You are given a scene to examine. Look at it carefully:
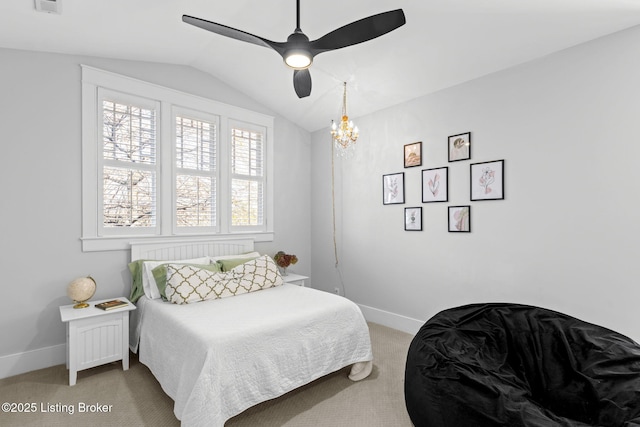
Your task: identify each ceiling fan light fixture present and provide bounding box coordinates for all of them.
[182,5,405,98]
[284,50,313,69]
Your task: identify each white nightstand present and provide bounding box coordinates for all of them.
[283,273,310,287]
[59,297,136,386]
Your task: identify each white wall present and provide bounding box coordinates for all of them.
[311,25,640,341]
[0,48,310,377]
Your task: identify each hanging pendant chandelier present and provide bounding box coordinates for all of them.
[331,82,359,157]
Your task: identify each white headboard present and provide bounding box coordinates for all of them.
[130,238,255,261]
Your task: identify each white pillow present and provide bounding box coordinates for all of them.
[142,257,210,299]
[209,251,261,262]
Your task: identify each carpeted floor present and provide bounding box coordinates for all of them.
[0,323,414,427]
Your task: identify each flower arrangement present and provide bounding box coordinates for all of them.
[274,251,298,274]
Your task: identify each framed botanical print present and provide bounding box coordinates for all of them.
[421,167,448,203]
[404,142,422,168]
[448,206,471,232]
[448,132,471,162]
[470,160,504,201]
[382,172,405,205]
[405,207,422,231]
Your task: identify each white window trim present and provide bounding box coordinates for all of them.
[81,65,274,252]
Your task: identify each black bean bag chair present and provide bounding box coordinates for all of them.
[404,303,640,427]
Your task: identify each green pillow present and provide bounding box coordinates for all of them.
[218,256,259,272]
[128,259,150,303]
[152,262,222,300]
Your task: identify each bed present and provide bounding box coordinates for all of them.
[128,238,373,427]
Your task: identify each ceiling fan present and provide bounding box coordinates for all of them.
[182,1,406,98]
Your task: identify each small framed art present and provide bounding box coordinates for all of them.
[382,172,405,205]
[470,160,504,201]
[448,206,471,232]
[404,142,422,168]
[448,132,471,162]
[422,167,448,203]
[405,207,422,231]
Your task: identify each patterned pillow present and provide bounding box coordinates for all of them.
[152,262,222,301]
[165,255,283,304]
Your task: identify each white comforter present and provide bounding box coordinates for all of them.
[134,284,373,427]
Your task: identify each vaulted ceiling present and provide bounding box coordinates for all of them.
[2,0,640,131]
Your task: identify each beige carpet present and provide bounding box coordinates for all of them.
[0,323,414,427]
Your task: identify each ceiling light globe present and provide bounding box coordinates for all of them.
[284,51,312,69]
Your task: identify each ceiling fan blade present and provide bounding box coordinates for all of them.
[182,15,286,54]
[293,69,312,98]
[309,9,405,54]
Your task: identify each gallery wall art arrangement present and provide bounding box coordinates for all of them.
[382,132,505,232]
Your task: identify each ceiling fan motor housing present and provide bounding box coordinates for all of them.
[284,31,312,69]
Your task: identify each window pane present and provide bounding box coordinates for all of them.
[176,175,216,227]
[231,128,263,177]
[231,179,263,226]
[103,167,156,227]
[103,100,156,164]
[231,126,264,228]
[176,116,216,171]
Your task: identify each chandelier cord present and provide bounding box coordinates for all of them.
[341,82,347,117]
[331,131,348,298]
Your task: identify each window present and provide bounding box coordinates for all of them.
[230,124,265,229]
[100,94,159,232]
[175,111,218,232]
[81,66,274,251]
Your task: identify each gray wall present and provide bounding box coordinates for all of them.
[4,22,640,377]
[311,25,640,341]
[0,48,311,374]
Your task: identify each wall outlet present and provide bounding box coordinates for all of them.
[334,287,340,295]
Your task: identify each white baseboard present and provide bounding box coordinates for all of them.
[358,303,424,336]
[0,344,66,380]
